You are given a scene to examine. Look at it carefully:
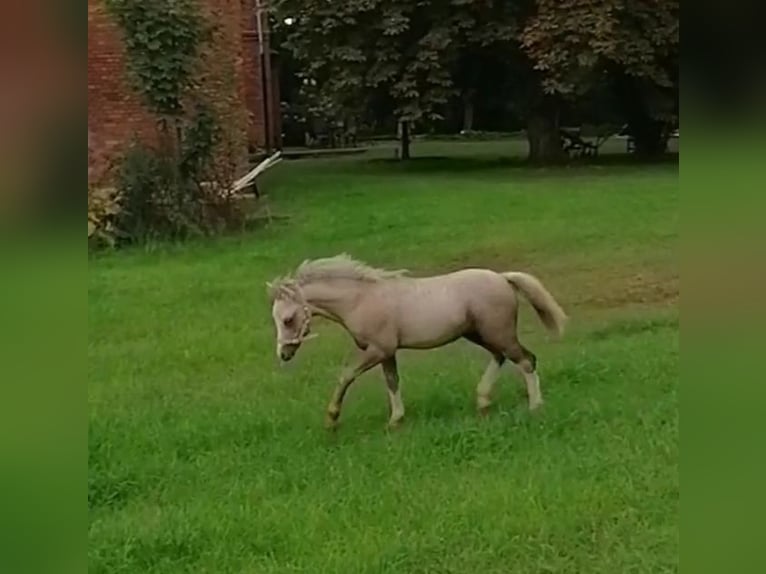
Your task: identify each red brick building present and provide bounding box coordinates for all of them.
[88,0,281,182]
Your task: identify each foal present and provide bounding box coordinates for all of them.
[268,254,566,429]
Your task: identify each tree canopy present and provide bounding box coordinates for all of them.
[275,0,679,161]
[521,0,679,96]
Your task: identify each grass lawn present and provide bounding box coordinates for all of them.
[88,141,679,573]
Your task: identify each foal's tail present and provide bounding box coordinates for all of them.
[502,272,568,337]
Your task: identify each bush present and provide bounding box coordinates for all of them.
[88,185,122,249]
[112,138,247,244]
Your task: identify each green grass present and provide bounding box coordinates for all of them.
[89,141,679,573]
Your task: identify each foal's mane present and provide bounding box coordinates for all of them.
[268,253,408,301]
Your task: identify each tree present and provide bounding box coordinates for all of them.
[449,1,518,134]
[276,0,464,159]
[521,0,679,156]
[276,0,572,163]
[276,0,678,162]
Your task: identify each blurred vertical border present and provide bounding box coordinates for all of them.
[684,1,766,572]
[0,1,84,573]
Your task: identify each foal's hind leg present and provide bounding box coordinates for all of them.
[382,356,404,428]
[505,341,542,410]
[464,332,507,415]
[476,353,505,415]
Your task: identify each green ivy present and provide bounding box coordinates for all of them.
[181,102,221,180]
[105,0,210,117]
[100,0,247,246]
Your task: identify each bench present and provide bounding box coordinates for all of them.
[561,124,621,158]
[626,128,679,153]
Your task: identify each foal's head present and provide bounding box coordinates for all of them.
[267,280,312,362]
[267,255,405,361]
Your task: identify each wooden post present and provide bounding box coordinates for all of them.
[399,120,410,160]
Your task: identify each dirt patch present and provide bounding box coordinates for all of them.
[569,269,679,309]
[586,315,679,341]
[412,246,678,312]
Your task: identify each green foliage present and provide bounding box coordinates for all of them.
[113,143,190,241]
[105,0,210,117]
[113,136,245,244]
[519,0,680,158]
[180,102,221,180]
[276,0,518,126]
[521,0,679,97]
[88,185,122,249]
[99,1,247,246]
[277,0,678,161]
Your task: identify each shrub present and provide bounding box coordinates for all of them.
[113,135,247,244]
[88,185,122,248]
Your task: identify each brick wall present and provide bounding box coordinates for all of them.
[88,0,280,183]
[87,0,157,181]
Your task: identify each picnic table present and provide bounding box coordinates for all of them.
[625,128,679,153]
[305,119,358,149]
[560,124,621,158]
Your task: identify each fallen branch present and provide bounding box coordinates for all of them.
[231,150,282,194]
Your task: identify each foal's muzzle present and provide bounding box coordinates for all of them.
[276,321,316,362]
[278,343,299,362]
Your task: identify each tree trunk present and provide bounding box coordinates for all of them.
[628,117,668,157]
[613,73,670,158]
[462,90,475,132]
[399,120,411,160]
[526,109,564,164]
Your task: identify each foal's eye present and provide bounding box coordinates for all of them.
[283,316,294,327]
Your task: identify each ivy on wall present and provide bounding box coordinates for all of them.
[95,0,250,247]
[105,0,210,118]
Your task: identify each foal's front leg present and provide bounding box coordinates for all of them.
[326,346,385,429]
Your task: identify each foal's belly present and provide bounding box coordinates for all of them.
[394,281,471,349]
[398,322,466,349]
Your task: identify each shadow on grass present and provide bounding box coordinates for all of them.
[364,152,679,175]
[585,315,679,341]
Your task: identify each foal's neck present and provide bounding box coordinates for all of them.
[301,279,364,323]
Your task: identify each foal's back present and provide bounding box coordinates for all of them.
[369,269,516,349]
[392,268,513,303]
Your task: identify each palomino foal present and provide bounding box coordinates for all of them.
[268,254,566,429]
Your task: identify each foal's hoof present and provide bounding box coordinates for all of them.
[477,405,491,417]
[325,413,340,430]
[325,420,339,431]
[386,418,404,431]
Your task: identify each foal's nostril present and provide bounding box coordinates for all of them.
[279,348,295,361]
